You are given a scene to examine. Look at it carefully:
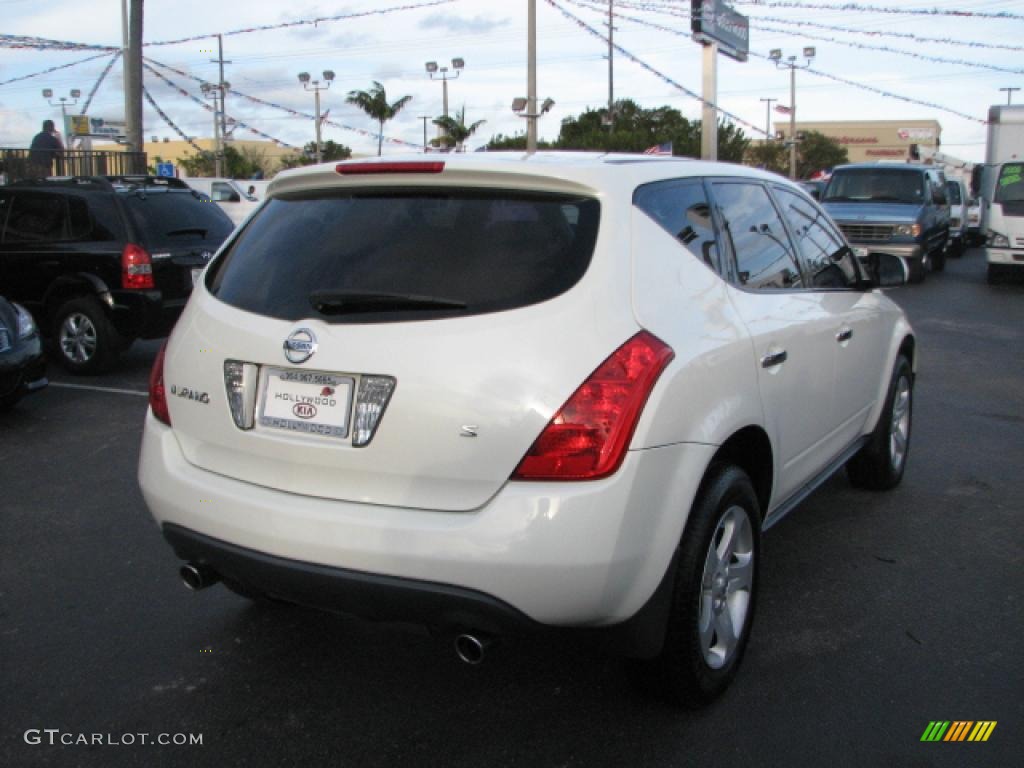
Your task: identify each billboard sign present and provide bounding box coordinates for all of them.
[691,0,749,62]
[69,116,127,139]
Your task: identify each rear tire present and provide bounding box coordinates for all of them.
[52,297,124,374]
[649,465,761,706]
[847,354,913,491]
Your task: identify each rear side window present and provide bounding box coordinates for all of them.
[634,180,720,272]
[4,193,67,242]
[211,182,240,203]
[711,182,802,291]
[122,191,233,246]
[208,189,600,324]
[773,187,859,289]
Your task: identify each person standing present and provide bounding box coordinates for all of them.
[28,120,64,177]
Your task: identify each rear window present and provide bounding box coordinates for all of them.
[823,169,925,204]
[122,190,234,246]
[207,188,601,324]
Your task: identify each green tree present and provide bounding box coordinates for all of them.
[744,131,847,179]
[431,107,486,152]
[177,145,271,179]
[278,140,353,170]
[345,81,413,156]
[485,132,553,151]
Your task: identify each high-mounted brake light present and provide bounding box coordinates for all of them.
[121,243,154,290]
[149,342,171,426]
[336,161,445,175]
[512,331,674,481]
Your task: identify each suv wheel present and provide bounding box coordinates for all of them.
[847,354,913,491]
[909,255,928,283]
[930,248,946,272]
[651,465,760,705]
[53,297,124,374]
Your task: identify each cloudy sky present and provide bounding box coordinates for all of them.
[0,0,1020,162]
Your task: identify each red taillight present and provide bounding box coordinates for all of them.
[512,331,675,481]
[336,161,445,175]
[121,243,154,290]
[149,342,171,426]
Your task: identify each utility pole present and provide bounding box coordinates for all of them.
[759,97,776,141]
[527,0,538,152]
[212,34,232,138]
[770,47,815,180]
[419,116,431,151]
[701,41,718,161]
[1000,87,1020,105]
[606,0,614,126]
[123,0,144,159]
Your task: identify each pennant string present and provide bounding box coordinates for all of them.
[82,51,123,115]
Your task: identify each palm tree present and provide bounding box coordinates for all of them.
[432,107,486,152]
[345,81,413,156]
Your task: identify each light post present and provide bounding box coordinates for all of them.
[511,96,555,153]
[200,81,228,177]
[425,57,464,149]
[769,47,815,180]
[298,70,335,164]
[999,87,1020,105]
[42,88,81,136]
[759,97,777,142]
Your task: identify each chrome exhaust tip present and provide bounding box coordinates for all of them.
[454,633,492,665]
[179,562,219,591]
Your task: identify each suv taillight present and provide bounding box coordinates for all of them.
[122,243,154,289]
[149,342,171,426]
[512,331,674,481]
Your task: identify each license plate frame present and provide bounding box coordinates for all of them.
[258,367,354,438]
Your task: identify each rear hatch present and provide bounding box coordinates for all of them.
[162,169,639,511]
[120,189,235,301]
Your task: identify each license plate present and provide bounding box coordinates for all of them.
[259,368,354,438]
[852,246,869,260]
[191,267,202,287]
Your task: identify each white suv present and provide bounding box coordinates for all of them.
[139,154,915,704]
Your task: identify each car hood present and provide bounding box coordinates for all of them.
[821,201,922,223]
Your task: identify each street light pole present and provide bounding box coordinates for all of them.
[527,0,538,153]
[298,70,334,164]
[759,97,776,142]
[999,87,1020,105]
[425,58,464,150]
[770,47,815,180]
[200,83,223,177]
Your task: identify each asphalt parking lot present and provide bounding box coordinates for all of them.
[2,248,1021,767]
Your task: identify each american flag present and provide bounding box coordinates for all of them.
[774,104,792,115]
[643,142,673,156]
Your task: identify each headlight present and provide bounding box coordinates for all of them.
[987,231,1010,248]
[13,303,37,340]
[894,223,922,237]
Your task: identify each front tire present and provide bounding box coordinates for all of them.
[930,248,946,272]
[651,465,761,706]
[847,354,913,491]
[52,297,124,374]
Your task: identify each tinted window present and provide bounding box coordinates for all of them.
[208,189,601,324]
[4,193,67,242]
[945,180,962,205]
[712,182,802,290]
[995,163,1024,203]
[634,180,720,271]
[211,182,240,203]
[122,191,233,246]
[823,168,925,204]
[774,187,859,289]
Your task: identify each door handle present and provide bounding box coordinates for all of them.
[761,350,788,368]
[836,328,853,343]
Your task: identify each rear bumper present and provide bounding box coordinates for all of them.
[139,412,715,638]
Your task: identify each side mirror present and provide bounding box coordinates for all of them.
[867,252,909,287]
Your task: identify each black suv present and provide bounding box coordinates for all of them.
[0,176,233,373]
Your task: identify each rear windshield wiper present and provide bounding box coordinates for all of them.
[309,290,467,315]
[165,227,208,237]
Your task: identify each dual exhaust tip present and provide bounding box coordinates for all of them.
[179,562,494,665]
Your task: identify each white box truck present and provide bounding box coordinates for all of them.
[980,105,1024,283]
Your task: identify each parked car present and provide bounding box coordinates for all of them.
[139,154,915,705]
[0,295,47,410]
[0,176,234,373]
[822,163,951,281]
[180,177,261,226]
[945,178,969,257]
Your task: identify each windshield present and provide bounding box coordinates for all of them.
[995,163,1024,204]
[823,169,925,204]
[207,188,601,324]
[123,190,234,246]
[945,181,962,205]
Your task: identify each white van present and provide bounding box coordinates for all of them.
[181,177,260,227]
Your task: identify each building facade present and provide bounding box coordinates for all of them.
[775,119,942,163]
